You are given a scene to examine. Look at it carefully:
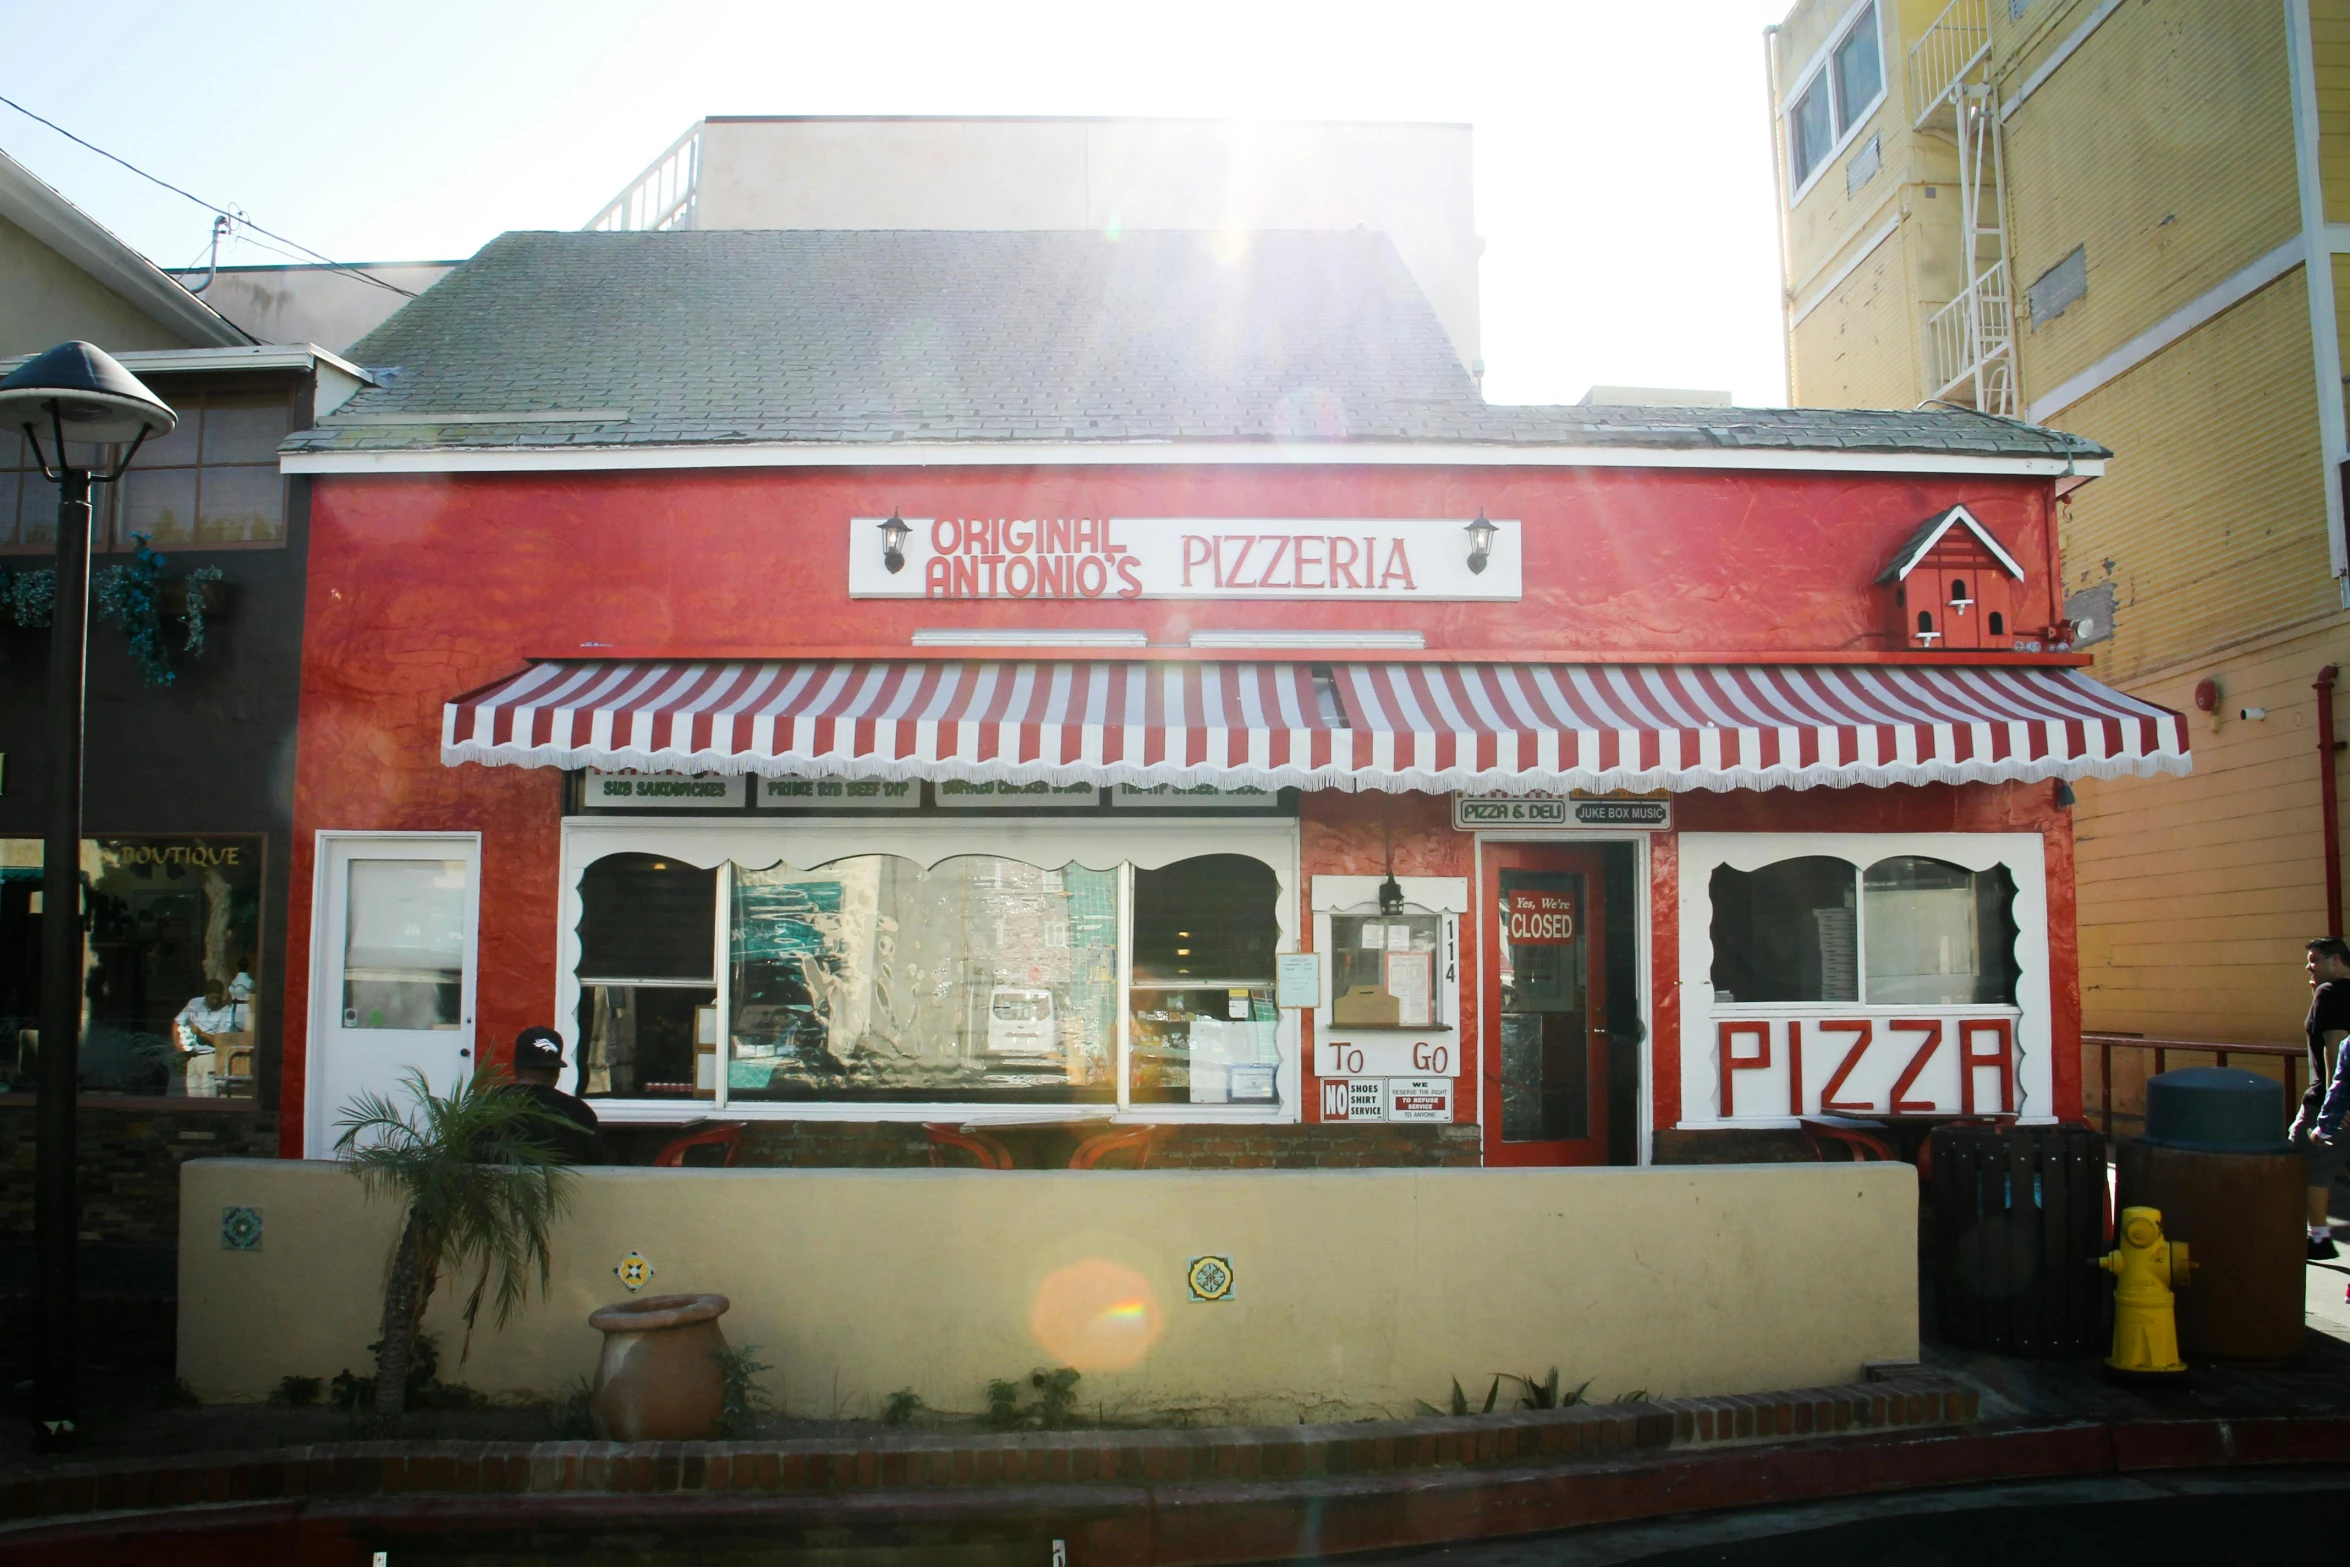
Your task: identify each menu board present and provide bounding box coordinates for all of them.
[1384,951,1433,1028]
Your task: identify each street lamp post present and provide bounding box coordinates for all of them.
[0,343,177,1452]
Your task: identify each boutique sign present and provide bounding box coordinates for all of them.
[847,516,1522,601]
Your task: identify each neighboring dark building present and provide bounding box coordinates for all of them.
[0,147,390,1315]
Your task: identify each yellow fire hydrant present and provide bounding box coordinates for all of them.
[2099,1205,2193,1376]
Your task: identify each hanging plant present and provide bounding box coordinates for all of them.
[2,566,53,629]
[0,536,225,687]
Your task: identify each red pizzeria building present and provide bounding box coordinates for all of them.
[272,228,2187,1169]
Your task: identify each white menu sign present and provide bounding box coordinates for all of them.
[849,516,1522,601]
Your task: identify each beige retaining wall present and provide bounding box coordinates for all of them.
[180,1161,1916,1423]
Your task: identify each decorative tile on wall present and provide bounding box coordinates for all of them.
[1186,1254,1235,1302]
[220,1205,263,1252]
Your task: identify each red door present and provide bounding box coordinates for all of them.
[1481,843,1610,1167]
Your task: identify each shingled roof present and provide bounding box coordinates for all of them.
[284,229,2109,464]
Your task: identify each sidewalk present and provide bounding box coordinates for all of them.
[6,1266,2350,1562]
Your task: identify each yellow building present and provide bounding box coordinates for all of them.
[1768,0,2350,1111]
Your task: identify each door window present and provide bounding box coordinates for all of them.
[341,858,466,1030]
[1496,869,1590,1144]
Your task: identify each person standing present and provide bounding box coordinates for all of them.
[502,1026,605,1164]
[2290,936,2350,1258]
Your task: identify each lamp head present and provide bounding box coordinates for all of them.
[878,509,911,575]
[1377,873,1406,916]
[0,342,176,455]
[1464,509,1498,575]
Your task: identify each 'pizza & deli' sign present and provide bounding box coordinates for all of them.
[847,516,1522,601]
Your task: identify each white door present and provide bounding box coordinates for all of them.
[307,834,479,1157]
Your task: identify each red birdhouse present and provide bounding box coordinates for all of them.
[1877,505,2028,652]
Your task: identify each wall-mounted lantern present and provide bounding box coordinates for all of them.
[1463,510,1497,576]
[878,509,911,574]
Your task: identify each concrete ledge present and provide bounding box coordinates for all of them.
[0,1375,1974,1529]
[180,1160,1919,1420]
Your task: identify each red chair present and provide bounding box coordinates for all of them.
[653,1121,747,1167]
[1069,1126,1158,1169]
[1798,1118,1899,1165]
[923,1123,1015,1169]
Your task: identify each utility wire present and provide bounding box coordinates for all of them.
[0,92,417,297]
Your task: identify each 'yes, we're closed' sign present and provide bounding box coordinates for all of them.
[1505,889,1577,945]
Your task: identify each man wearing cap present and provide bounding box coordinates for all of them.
[504,1027,604,1165]
[2292,937,2350,1259]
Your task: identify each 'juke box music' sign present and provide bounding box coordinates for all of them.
[847,516,1523,600]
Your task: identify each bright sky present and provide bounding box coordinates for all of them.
[2,0,1794,406]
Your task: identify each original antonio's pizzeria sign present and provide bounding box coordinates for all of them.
[847,516,1523,600]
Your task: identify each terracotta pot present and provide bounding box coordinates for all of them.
[587,1292,732,1442]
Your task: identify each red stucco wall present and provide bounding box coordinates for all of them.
[282,463,2075,1154]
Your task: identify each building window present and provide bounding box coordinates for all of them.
[1709,856,1858,1004]
[1709,853,2015,1006]
[726,855,1121,1104]
[1786,1,1883,194]
[563,831,1296,1117]
[575,854,718,1098]
[109,389,290,547]
[0,836,264,1096]
[1,430,55,551]
[1861,856,2018,1005]
[1130,855,1281,1106]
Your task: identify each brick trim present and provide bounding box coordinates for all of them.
[0,1377,1973,1529]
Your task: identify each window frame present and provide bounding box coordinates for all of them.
[1781,0,1888,207]
[1677,832,2052,1129]
[557,815,1302,1124]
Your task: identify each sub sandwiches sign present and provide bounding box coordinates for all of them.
[848,516,1522,601]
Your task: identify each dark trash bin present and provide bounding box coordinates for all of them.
[1929,1123,2108,1354]
[2117,1066,2303,1364]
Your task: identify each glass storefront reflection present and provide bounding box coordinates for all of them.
[0,836,264,1096]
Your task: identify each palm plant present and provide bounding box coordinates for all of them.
[334,1068,579,1420]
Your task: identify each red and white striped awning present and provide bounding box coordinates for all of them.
[442,659,2190,793]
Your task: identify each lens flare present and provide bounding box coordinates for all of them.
[1030,1258,1164,1371]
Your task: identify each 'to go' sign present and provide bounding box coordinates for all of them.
[1506,889,1576,945]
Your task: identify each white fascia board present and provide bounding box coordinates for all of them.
[2001,0,2127,122]
[0,150,250,348]
[8,343,377,383]
[1887,504,2028,581]
[2026,239,2303,423]
[283,440,2105,481]
[1791,213,1902,327]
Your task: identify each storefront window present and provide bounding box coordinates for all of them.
[1710,852,2017,1006]
[575,854,717,1099]
[728,855,1119,1103]
[0,836,263,1095]
[1708,856,1858,1004]
[1129,855,1280,1105]
[1862,856,2018,1005]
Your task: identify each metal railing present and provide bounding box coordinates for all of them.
[1907,0,1993,129]
[588,123,701,233]
[1923,258,2017,415]
[2085,1032,2306,1135]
